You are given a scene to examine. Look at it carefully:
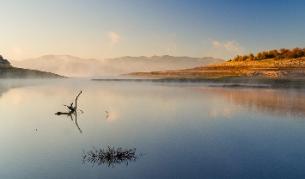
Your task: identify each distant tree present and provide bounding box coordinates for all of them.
[231,47,305,62]
[291,48,304,58]
[248,53,255,60]
[268,50,279,58]
[256,52,264,60]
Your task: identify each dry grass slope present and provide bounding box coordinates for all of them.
[130,57,305,80]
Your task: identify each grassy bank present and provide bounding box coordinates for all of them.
[129,57,305,80]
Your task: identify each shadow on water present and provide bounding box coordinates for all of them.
[55,91,84,133]
[82,146,139,168]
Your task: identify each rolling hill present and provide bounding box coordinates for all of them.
[0,55,62,78]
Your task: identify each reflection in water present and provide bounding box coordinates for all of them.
[202,87,305,118]
[57,111,82,133]
[55,91,83,133]
[3,80,305,178]
[105,110,109,120]
[0,81,31,97]
[82,146,138,167]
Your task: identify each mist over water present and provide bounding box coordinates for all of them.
[1,79,305,178]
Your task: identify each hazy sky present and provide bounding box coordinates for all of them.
[1,0,305,60]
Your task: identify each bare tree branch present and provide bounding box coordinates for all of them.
[75,91,82,111]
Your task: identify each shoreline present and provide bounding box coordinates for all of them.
[92,77,305,89]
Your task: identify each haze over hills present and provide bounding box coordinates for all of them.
[12,55,224,77]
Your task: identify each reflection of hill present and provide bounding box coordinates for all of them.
[0,80,40,98]
[0,85,9,97]
[203,87,305,118]
[0,82,23,97]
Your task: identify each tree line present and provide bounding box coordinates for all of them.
[230,48,305,61]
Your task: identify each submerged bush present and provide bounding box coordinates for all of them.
[82,146,138,167]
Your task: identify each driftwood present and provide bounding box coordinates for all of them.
[55,91,82,115]
[55,91,83,133]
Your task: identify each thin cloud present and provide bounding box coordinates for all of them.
[108,31,121,46]
[209,40,245,59]
[212,40,244,53]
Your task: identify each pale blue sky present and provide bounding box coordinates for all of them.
[1,0,305,60]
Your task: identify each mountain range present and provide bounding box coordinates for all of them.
[12,55,224,77]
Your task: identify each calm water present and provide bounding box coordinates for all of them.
[1,79,305,179]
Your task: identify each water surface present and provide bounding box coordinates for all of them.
[1,79,305,179]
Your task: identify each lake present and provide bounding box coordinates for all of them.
[1,79,305,179]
